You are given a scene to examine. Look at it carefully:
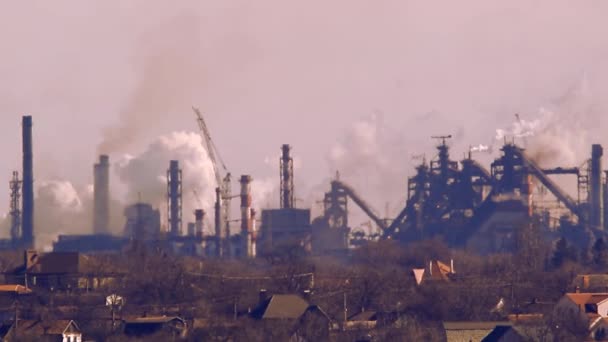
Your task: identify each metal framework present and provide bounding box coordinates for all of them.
[280,144,295,209]
[9,171,21,243]
[167,160,183,237]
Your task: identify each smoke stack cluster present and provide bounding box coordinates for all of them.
[93,155,110,235]
[590,144,604,229]
[167,160,183,237]
[280,144,294,209]
[21,116,34,248]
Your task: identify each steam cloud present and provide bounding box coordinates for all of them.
[97,14,204,155]
[495,77,597,167]
[327,113,409,230]
[114,131,217,233]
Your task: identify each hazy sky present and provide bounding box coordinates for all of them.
[1,1,608,223]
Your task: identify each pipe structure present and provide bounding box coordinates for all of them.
[93,155,110,235]
[21,116,34,249]
[280,144,294,209]
[590,144,604,229]
[167,160,182,237]
[214,187,223,257]
[240,175,253,258]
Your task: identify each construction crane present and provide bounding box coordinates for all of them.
[193,107,232,240]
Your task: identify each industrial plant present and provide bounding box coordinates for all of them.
[3,113,608,340]
[3,113,607,259]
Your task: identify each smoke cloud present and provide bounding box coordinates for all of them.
[326,113,410,228]
[114,131,217,232]
[97,13,205,155]
[495,76,597,167]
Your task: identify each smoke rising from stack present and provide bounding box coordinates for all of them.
[495,77,598,168]
[93,155,110,235]
[97,13,205,155]
[114,131,216,234]
[326,113,410,226]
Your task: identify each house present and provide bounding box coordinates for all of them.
[554,292,608,320]
[249,292,332,341]
[0,320,81,342]
[481,319,550,342]
[589,317,608,341]
[443,321,510,342]
[123,316,187,339]
[572,274,608,292]
[251,293,310,320]
[412,259,455,285]
[346,311,379,330]
[7,250,120,291]
[0,285,32,295]
[553,292,608,340]
[481,325,526,342]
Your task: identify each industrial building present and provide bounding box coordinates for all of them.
[4,114,608,258]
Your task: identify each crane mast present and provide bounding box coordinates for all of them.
[193,107,232,245]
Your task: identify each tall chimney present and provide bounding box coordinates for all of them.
[93,155,110,235]
[167,160,182,237]
[240,175,253,258]
[251,209,257,258]
[280,144,294,209]
[604,171,608,231]
[195,209,205,238]
[590,144,604,229]
[21,116,34,249]
[214,187,223,257]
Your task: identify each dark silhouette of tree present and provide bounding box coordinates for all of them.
[551,238,578,268]
[592,237,608,267]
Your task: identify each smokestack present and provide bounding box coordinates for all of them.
[251,209,257,258]
[93,155,110,235]
[21,116,34,249]
[240,175,253,258]
[195,209,205,238]
[214,187,223,257]
[280,144,294,209]
[604,171,608,231]
[167,160,182,237]
[590,144,604,229]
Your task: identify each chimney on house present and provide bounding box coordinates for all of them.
[259,289,268,303]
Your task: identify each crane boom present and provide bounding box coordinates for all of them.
[192,106,233,244]
[193,107,222,187]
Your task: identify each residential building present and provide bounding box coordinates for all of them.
[0,320,81,342]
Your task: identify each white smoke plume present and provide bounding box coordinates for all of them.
[326,113,410,229]
[251,178,277,211]
[495,77,597,167]
[114,131,217,233]
[470,144,490,153]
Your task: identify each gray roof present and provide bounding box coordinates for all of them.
[252,294,310,319]
[443,321,511,330]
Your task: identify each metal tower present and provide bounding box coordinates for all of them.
[9,171,22,244]
[280,144,295,209]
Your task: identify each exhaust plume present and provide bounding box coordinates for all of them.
[114,131,216,232]
[97,13,204,155]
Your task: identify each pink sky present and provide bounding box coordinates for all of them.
[1,1,608,222]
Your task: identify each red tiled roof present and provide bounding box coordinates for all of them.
[566,293,608,306]
[0,285,32,294]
